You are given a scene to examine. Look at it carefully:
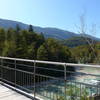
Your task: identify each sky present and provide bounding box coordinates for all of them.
[0,0,100,37]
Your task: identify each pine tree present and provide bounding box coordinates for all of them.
[28,25,34,32]
[16,24,21,32]
[37,44,49,61]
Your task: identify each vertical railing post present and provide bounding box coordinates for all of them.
[64,64,67,100]
[1,58,3,83]
[34,60,36,99]
[15,59,16,88]
[0,58,1,80]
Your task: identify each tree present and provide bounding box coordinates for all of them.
[28,25,34,32]
[75,13,98,63]
[16,24,21,32]
[2,28,16,57]
[37,38,73,62]
[40,32,45,41]
[15,30,28,58]
[0,28,6,56]
[0,27,77,63]
[59,46,73,62]
[37,44,49,61]
[71,45,98,63]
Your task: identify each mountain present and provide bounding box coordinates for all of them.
[61,36,99,47]
[0,18,99,40]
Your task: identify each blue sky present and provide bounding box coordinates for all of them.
[0,0,100,37]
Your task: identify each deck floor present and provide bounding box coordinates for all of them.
[0,84,32,100]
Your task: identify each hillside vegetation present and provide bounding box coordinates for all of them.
[0,26,74,63]
[0,25,100,64]
[61,36,98,47]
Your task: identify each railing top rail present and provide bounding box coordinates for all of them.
[0,56,100,68]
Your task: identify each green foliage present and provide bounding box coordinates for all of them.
[0,27,73,63]
[71,44,99,63]
[37,44,49,61]
[61,36,100,64]
[61,36,98,48]
[57,85,94,100]
[0,26,99,64]
[57,96,65,100]
[0,28,6,56]
[16,24,21,32]
[37,38,73,63]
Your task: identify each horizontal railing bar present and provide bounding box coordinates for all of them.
[35,73,63,80]
[75,71,100,77]
[35,60,65,66]
[1,63,100,77]
[0,65,63,80]
[0,56,35,63]
[36,66,100,77]
[2,61,64,72]
[0,65,33,75]
[66,63,100,68]
[1,78,33,93]
[0,56,100,68]
[3,62,64,71]
[36,66,64,72]
[16,63,33,68]
[68,80,100,88]
[2,64,100,79]
[2,61,15,65]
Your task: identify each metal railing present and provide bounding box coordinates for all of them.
[0,56,100,100]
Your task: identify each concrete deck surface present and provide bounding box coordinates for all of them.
[0,84,32,100]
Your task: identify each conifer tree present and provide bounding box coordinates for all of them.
[28,25,34,32]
